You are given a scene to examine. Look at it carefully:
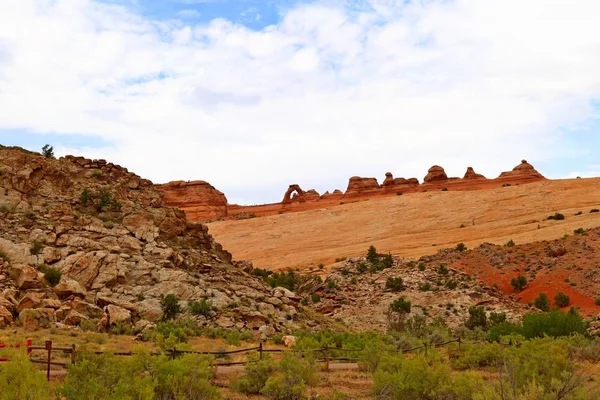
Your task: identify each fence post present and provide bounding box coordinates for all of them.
[71,344,76,365]
[457,337,461,349]
[259,341,263,360]
[424,343,428,356]
[26,338,32,358]
[45,340,52,381]
[324,345,329,372]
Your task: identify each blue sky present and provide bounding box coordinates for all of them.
[1,0,600,204]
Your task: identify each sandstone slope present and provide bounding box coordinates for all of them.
[0,146,311,333]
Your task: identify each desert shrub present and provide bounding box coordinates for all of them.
[79,188,121,212]
[510,275,527,291]
[264,270,301,291]
[311,293,321,303]
[390,297,411,314]
[340,268,349,276]
[451,341,503,370]
[161,294,181,320]
[533,292,550,311]
[327,280,338,289]
[356,262,368,273]
[488,312,507,326]
[419,282,431,292]
[153,353,219,400]
[385,277,405,292]
[233,356,277,394]
[418,263,426,271]
[547,212,565,220]
[0,349,52,399]
[465,306,487,330]
[251,268,272,278]
[590,209,600,213]
[437,265,449,275]
[554,292,570,308]
[261,352,317,400]
[190,299,213,317]
[318,263,324,269]
[521,309,587,339]
[0,249,10,262]
[396,191,403,196]
[387,297,412,331]
[366,245,379,263]
[30,240,44,255]
[109,321,133,335]
[596,298,600,306]
[381,253,393,269]
[455,243,467,252]
[41,144,54,158]
[505,239,515,247]
[573,228,586,235]
[488,321,522,340]
[373,352,484,400]
[43,267,62,287]
[442,187,448,191]
[334,257,347,262]
[445,279,458,289]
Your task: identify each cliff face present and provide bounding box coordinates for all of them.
[158,180,228,220]
[0,146,310,333]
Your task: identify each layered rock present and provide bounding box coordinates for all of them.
[463,167,485,180]
[282,185,321,204]
[320,190,344,200]
[382,172,419,192]
[345,176,380,196]
[424,165,448,183]
[497,160,546,182]
[0,145,315,334]
[158,180,228,221]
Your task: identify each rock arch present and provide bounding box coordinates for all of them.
[282,184,304,204]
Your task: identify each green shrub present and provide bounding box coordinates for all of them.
[261,352,317,400]
[234,356,277,394]
[385,277,405,292]
[327,280,338,289]
[189,299,213,317]
[418,263,426,271]
[591,209,600,213]
[465,306,487,330]
[505,239,515,247]
[437,265,449,275]
[356,262,368,273]
[381,253,393,269]
[396,191,403,196]
[455,243,467,252]
[445,279,458,289]
[160,294,181,320]
[311,293,321,303]
[547,212,565,220]
[533,292,550,311]
[419,282,431,292]
[521,309,587,339]
[366,245,379,263]
[573,228,586,235]
[554,292,570,308]
[596,298,600,306]
[334,257,347,262]
[43,267,62,287]
[30,240,44,255]
[318,263,324,269]
[489,312,507,326]
[41,144,54,158]
[510,275,527,291]
[0,349,52,399]
[389,297,411,314]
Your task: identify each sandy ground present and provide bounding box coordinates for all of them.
[208,178,600,270]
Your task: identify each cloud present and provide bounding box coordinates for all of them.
[177,9,202,18]
[1,0,600,204]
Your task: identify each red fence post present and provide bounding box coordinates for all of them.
[26,339,32,357]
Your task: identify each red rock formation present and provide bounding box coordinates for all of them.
[382,173,420,192]
[282,185,321,204]
[159,180,227,221]
[497,160,546,182]
[463,167,486,180]
[424,166,448,183]
[321,190,344,200]
[345,176,380,196]
[282,184,304,204]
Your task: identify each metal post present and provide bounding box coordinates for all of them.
[45,340,52,381]
[259,341,263,360]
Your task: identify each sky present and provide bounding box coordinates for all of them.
[1,0,600,205]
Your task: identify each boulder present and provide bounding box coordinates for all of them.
[282,335,296,348]
[19,308,54,329]
[16,292,45,313]
[106,304,131,326]
[424,166,448,183]
[10,265,43,289]
[63,310,88,326]
[68,298,104,319]
[0,305,13,327]
[122,213,159,242]
[54,278,86,299]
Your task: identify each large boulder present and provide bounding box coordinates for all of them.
[424,166,448,183]
[54,278,86,299]
[106,304,131,326]
[10,265,43,289]
[158,180,228,221]
[0,305,13,327]
[16,292,45,313]
[345,176,380,196]
[19,308,54,329]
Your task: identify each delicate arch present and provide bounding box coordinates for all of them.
[282,184,304,204]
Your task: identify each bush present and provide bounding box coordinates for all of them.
[385,277,405,292]
[521,309,587,339]
[30,240,44,255]
[437,265,449,275]
[573,228,586,235]
[389,297,411,314]
[489,312,507,326]
[311,293,321,303]
[554,292,570,308]
[190,299,213,317]
[455,243,467,252]
[42,267,62,287]
[445,279,458,289]
[0,349,52,399]
[419,282,431,292]
[381,253,393,269]
[510,275,527,291]
[396,191,403,196]
[596,298,600,306]
[234,356,277,394]
[442,187,448,191]
[160,294,181,320]
[465,306,487,330]
[591,209,600,213]
[418,263,426,271]
[366,245,379,263]
[41,144,54,158]
[356,262,368,273]
[534,292,550,311]
[261,352,317,400]
[547,212,565,220]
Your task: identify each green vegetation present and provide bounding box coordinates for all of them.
[455,243,467,252]
[437,265,449,275]
[573,228,586,235]
[79,188,122,212]
[505,239,515,247]
[310,293,321,303]
[366,245,379,263]
[596,298,600,306]
[554,292,570,308]
[510,274,527,291]
[396,191,403,196]
[43,267,62,287]
[547,212,565,220]
[385,277,405,292]
[30,240,44,255]
[0,249,10,262]
[534,292,551,311]
[419,282,431,292]
[465,306,487,330]
[251,269,310,291]
[160,294,181,320]
[189,299,213,317]
[41,144,54,159]
[418,263,426,271]
[0,350,51,399]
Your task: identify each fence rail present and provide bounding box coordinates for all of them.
[1,337,472,381]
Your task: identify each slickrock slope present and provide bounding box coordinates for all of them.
[158,180,228,220]
[0,146,313,333]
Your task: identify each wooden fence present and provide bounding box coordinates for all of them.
[1,337,467,381]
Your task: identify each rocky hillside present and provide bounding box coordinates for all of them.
[0,146,312,334]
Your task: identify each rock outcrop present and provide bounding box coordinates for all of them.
[345,176,380,196]
[0,145,314,335]
[497,160,546,182]
[424,165,448,183]
[158,180,228,221]
[463,167,485,180]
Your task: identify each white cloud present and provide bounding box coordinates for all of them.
[1,0,600,204]
[177,9,202,19]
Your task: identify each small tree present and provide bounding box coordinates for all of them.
[455,243,467,252]
[190,299,213,317]
[387,297,411,331]
[160,294,181,320]
[534,293,550,312]
[510,275,527,292]
[44,267,62,287]
[465,306,487,329]
[41,144,54,159]
[554,292,570,308]
[366,246,379,263]
[489,312,507,326]
[381,253,393,269]
[385,277,405,292]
